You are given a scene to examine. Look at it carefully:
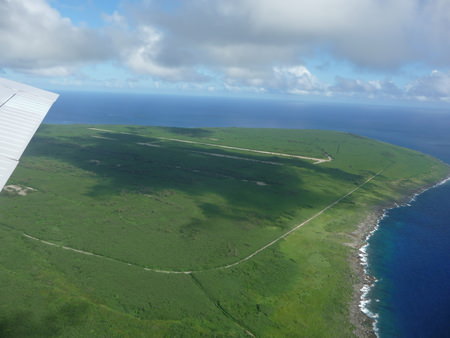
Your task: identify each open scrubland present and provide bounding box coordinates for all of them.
[0,125,448,337]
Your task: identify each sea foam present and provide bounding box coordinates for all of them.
[358,175,450,336]
[358,211,386,336]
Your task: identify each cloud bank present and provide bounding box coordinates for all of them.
[126,0,450,72]
[0,0,111,76]
[2,0,450,101]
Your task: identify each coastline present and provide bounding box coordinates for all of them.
[349,174,450,337]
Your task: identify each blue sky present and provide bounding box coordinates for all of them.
[1,0,450,105]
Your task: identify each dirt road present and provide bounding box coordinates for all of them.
[23,171,382,274]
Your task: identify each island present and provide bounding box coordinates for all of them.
[0,125,448,337]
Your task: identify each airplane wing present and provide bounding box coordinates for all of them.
[0,78,59,192]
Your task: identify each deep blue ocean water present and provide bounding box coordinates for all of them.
[367,182,450,337]
[46,92,450,337]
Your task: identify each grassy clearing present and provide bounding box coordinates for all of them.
[0,125,448,337]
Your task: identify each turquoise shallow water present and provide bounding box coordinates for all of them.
[46,92,450,337]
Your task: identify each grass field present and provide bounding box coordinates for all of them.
[0,125,448,337]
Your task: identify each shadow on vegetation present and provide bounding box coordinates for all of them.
[160,127,213,138]
[25,130,363,225]
[0,301,89,337]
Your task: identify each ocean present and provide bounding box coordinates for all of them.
[45,91,450,337]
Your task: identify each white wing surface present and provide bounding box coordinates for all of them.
[0,78,59,192]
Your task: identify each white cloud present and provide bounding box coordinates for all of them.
[273,66,325,95]
[219,65,325,95]
[122,26,178,79]
[129,0,450,71]
[406,70,450,101]
[0,0,111,75]
[109,23,208,82]
[220,65,404,98]
[330,77,402,97]
[102,11,127,27]
[18,66,74,77]
[112,0,450,100]
[2,0,450,102]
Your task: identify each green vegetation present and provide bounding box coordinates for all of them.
[0,125,448,337]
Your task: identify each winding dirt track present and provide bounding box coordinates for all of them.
[23,171,382,275]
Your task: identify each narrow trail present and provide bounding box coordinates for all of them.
[189,274,256,337]
[23,170,383,275]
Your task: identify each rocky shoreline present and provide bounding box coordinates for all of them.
[349,211,382,337]
[349,174,450,337]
